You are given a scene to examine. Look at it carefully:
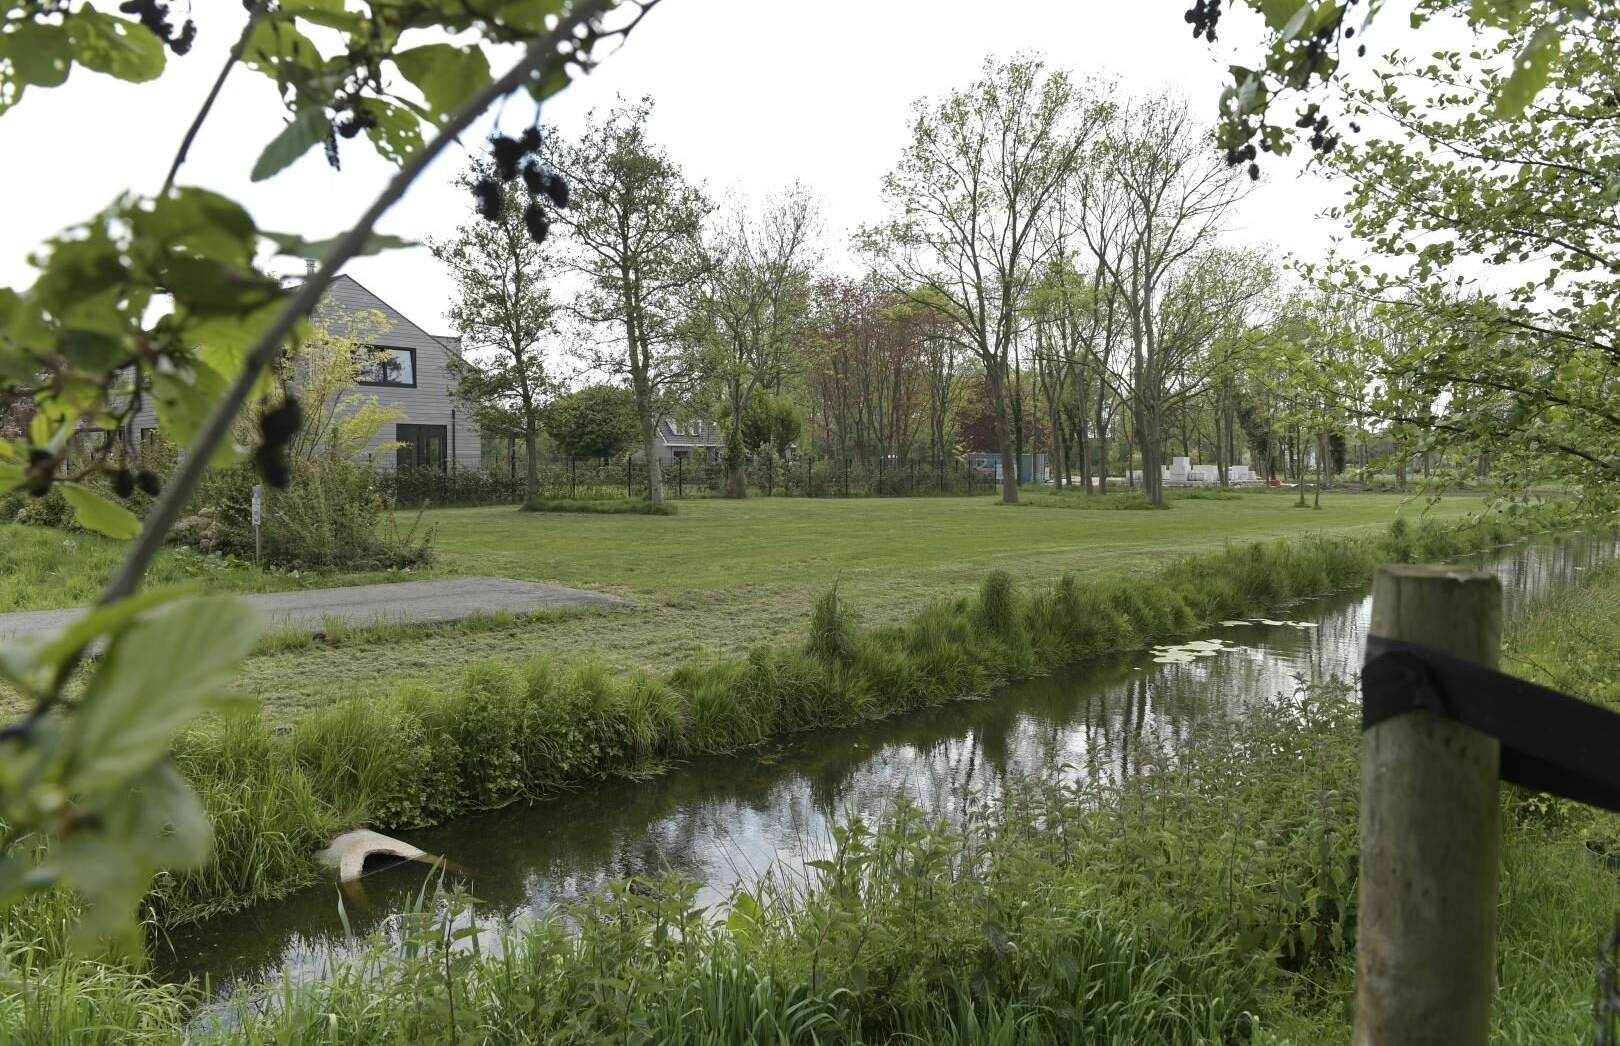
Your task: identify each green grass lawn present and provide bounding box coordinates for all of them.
[0,525,410,613]
[0,490,1478,717]
[225,489,1474,715]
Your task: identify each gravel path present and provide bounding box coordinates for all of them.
[0,578,632,643]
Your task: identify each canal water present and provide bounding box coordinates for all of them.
[157,533,1613,992]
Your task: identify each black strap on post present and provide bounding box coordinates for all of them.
[1364,636,1620,814]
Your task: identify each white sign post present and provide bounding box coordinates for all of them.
[251,484,263,564]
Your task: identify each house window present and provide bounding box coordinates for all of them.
[396,424,447,472]
[360,346,416,387]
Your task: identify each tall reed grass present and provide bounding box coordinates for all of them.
[12,659,1607,1044]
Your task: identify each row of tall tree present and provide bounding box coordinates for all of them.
[440,40,1594,512]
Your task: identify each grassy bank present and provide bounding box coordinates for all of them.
[234,492,1474,713]
[10,529,1617,1044]
[119,511,1533,928]
[0,493,1474,715]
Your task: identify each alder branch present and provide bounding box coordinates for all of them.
[162,1,271,196]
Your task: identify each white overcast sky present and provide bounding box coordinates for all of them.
[0,1,1447,340]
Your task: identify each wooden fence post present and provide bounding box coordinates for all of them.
[1355,564,1503,1046]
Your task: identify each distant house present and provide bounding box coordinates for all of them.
[130,274,480,473]
[638,417,725,464]
[965,451,1048,485]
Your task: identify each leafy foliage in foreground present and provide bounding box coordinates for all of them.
[0,0,638,946]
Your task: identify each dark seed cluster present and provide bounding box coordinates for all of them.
[1195,0,1368,173]
[471,127,567,245]
[108,466,162,500]
[253,394,302,490]
[118,0,197,55]
[23,449,55,498]
[1184,0,1221,42]
[1294,107,1339,155]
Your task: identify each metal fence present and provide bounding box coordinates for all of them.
[387,457,1000,507]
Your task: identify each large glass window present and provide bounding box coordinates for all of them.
[396,424,447,472]
[360,346,416,387]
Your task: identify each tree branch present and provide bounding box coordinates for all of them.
[162,2,270,196]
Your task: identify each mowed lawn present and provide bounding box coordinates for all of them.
[229,490,1476,714]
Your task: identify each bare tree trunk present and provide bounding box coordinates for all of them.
[523,419,539,505]
[1315,431,1326,509]
[642,420,663,505]
[990,368,1018,504]
[1095,383,1109,495]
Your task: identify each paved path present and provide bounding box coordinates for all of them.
[0,578,632,643]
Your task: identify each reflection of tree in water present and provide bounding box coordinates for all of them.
[163,538,1611,991]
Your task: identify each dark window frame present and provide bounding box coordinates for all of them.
[358,345,418,388]
[396,423,448,473]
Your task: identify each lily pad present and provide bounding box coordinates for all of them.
[1149,638,1235,664]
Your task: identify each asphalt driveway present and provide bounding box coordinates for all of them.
[0,578,632,643]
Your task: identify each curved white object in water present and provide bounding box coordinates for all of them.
[316,829,431,883]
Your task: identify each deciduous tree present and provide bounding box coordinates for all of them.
[862,56,1108,504]
[432,167,556,504]
[544,384,640,463]
[554,98,710,507]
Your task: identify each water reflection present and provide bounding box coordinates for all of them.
[157,534,1611,992]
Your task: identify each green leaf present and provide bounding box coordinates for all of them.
[494,0,569,33]
[1494,23,1562,118]
[151,365,241,468]
[96,760,212,870]
[39,837,147,953]
[392,43,492,122]
[28,406,77,451]
[252,107,331,182]
[264,230,418,258]
[66,597,262,795]
[5,22,73,87]
[135,188,261,266]
[65,10,166,83]
[279,0,364,31]
[29,588,184,676]
[363,100,426,166]
[1259,0,1309,31]
[61,485,141,540]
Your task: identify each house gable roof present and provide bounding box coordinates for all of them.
[656,417,724,448]
[316,274,447,350]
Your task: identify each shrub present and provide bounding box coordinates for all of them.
[383,466,522,507]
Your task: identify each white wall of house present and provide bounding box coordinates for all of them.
[127,274,481,473]
[322,276,480,473]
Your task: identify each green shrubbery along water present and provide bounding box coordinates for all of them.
[8,667,1610,1043]
[103,509,1541,931]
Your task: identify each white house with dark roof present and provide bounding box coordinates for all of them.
[130,274,481,473]
[641,417,725,463]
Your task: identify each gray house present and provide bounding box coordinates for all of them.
[638,417,725,464]
[130,274,480,473]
